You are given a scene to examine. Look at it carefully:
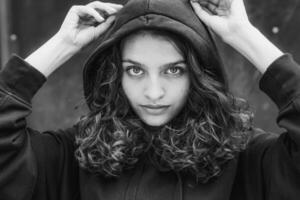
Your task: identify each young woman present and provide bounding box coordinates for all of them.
[0,0,299,199]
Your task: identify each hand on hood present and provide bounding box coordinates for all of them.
[25,1,123,77]
[190,0,283,74]
[190,0,251,42]
[56,1,123,52]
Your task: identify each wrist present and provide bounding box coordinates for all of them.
[52,32,81,56]
[221,22,283,73]
[222,22,256,45]
[25,33,80,77]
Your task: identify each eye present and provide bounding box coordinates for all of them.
[166,66,186,76]
[126,66,144,76]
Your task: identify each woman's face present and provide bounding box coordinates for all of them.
[121,33,190,126]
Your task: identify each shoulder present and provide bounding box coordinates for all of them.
[28,125,78,166]
[29,125,78,149]
[248,127,278,147]
[241,127,279,159]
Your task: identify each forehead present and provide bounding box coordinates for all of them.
[121,32,184,63]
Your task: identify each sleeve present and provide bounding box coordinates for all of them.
[0,55,79,200]
[256,54,300,199]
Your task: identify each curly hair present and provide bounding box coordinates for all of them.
[75,29,254,183]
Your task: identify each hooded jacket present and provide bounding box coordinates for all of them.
[0,0,300,200]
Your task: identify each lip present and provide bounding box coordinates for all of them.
[140,105,170,115]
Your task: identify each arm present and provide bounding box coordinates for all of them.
[0,56,44,200]
[190,0,283,74]
[0,2,123,199]
[26,2,122,77]
[0,58,82,200]
[191,0,300,198]
[190,0,299,143]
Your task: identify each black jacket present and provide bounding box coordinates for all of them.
[0,53,299,200]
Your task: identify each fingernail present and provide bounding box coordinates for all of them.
[96,9,110,20]
[108,15,116,22]
[190,0,198,3]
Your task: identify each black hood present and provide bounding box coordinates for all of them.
[83,0,226,108]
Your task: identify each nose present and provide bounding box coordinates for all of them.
[144,77,165,101]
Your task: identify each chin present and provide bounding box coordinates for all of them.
[141,116,171,127]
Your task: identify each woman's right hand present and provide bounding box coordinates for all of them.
[57,1,123,51]
[25,1,123,77]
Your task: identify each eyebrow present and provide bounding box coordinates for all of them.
[122,59,186,68]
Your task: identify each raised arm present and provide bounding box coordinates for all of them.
[25,1,122,77]
[190,0,283,73]
[191,0,300,198]
[0,2,123,199]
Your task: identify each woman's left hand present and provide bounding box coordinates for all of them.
[190,0,252,43]
[190,0,284,74]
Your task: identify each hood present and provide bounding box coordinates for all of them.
[83,0,226,108]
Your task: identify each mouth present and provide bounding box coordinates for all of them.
[140,105,170,115]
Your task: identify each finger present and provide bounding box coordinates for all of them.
[207,3,219,15]
[190,0,214,24]
[88,1,123,14]
[94,15,116,36]
[210,0,221,5]
[215,0,232,12]
[87,1,118,16]
[198,1,208,6]
[199,0,219,6]
[74,5,105,23]
[102,2,123,10]
[199,0,232,16]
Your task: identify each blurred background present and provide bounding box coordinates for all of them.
[0,0,299,132]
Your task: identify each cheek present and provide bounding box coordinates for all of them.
[121,76,139,103]
[170,78,190,102]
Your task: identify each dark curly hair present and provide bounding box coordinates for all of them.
[75,29,253,183]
